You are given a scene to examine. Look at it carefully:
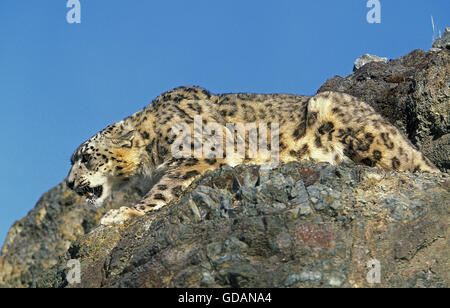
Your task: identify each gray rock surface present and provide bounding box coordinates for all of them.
[353,54,388,71]
[0,182,143,287]
[432,27,450,50]
[30,162,450,288]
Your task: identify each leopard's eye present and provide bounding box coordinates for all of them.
[81,154,91,164]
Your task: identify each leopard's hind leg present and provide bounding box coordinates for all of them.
[303,92,439,173]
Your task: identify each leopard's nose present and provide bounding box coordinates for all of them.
[66,180,75,190]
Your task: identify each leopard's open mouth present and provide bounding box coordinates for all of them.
[86,185,103,204]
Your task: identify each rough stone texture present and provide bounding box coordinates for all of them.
[432,27,450,50]
[29,162,450,288]
[353,54,388,71]
[0,182,143,288]
[318,48,449,172]
[1,46,449,288]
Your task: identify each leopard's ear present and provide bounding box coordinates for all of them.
[107,130,135,148]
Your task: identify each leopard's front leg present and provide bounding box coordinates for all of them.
[99,158,223,225]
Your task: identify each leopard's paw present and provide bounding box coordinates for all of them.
[99,206,144,226]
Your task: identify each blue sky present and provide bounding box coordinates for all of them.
[0,0,448,247]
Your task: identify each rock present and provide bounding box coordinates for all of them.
[2,162,445,288]
[319,48,449,172]
[0,181,144,288]
[432,27,450,50]
[421,134,450,172]
[353,54,388,71]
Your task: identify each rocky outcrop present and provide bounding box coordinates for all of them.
[0,182,143,287]
[1,46,448,288]
[432,27,450,50]
[32,162,449,288]
[353,54,388,71]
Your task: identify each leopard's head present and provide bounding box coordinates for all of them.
[67,126,150,208]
